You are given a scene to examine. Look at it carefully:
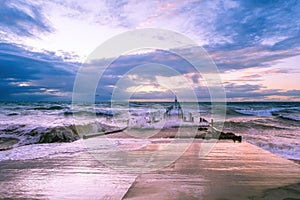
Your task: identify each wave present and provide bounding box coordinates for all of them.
[0,138,152,161]
[31,105,67,110]
[6,112,19,116]
[63,110,92,116]
[234,108,282,117]
[272,109,300,121]
[0,141,86,161]
[63,110,117,116]
[225,109,243,116]
[5,105,68,116]
[234,107,300,121]
[0,125,79,150]
[223,120,287,131]
[247,140,300,160]
[0,122,120,150]
[95,110,117,116]
[278,115,300,121]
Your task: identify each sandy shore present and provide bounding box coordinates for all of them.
[0,128,299,199]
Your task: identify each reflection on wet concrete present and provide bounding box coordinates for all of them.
[0,152,136,199]
[0,135,299,199]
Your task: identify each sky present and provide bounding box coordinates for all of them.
[0,0,299,102]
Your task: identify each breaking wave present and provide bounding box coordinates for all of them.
[0,122,119,151]
[63,109,117,116]
[0,124,79,150]
[33,105,66,110]
[234,107,300,121]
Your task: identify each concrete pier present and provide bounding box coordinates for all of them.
[0,129,299,199]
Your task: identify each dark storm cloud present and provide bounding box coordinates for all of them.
[209,45,300,72]
[87,49,197,78]
[225,83,300,100]
[0,43,79,101]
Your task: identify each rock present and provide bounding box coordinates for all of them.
[219,131,242,142]
[38,126,79,143]
[0,137,19,151]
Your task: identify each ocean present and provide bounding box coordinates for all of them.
[0,101,299,161]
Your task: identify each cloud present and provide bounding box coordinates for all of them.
[77,43,300,101]
[209,0,300,48]
[1,42,297,102]
[0,0,52,39]
[271,35,300,51]
[154,0,300,67]
[87,49,198,78]
[209,46,300,72]
[0,43,79,101]
[224,83,300,101]
[1,0,299,101]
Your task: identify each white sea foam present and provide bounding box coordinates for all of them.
[247,139,300,160]
[0,140,85,161]
[0,138,128,161]
[280,114,300,121]
[235,108,285,117]
[239,127,300,161]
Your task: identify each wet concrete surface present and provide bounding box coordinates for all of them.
[0,129,299,199]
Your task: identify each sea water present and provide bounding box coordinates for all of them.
[0,101,299,161]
